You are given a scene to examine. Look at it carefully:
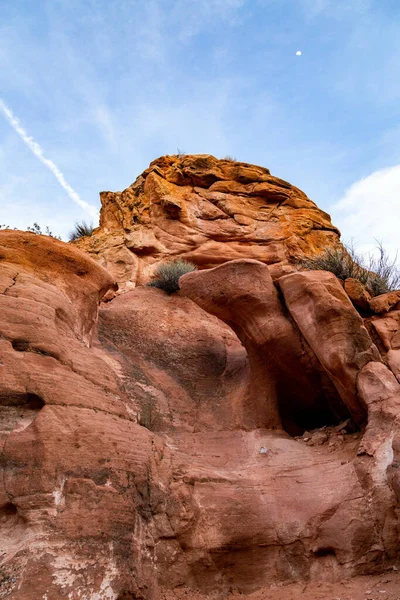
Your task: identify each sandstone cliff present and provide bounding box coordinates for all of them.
[1,158,400,600]
[75,154,340,292]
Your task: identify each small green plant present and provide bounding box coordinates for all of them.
[68,221,94,241]
[0,223,60,238]
[147,259,197,294]
[138,397,161,431]
[27,222,61,239]
[300,242,400,296]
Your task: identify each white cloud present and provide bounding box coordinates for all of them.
[299,0,373,19]
[92,105,117,149]
[300,0,331,17]
[0,98,98,218]
[330,164,400,260]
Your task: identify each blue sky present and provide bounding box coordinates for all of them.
[1,0,400,254]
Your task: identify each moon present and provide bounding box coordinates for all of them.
[296,50,302,56]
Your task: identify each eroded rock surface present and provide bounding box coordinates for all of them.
[75,154,340,292]
[96,285,248,433]
[179,259,349,435]
[0,232,161,599]
[2,229,400,598]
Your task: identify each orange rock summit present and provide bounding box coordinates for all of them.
[76,154,340,292]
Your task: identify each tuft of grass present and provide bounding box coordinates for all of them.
[0,223,60,239]
[138,397,161,431]
[146,259,197,294]
[27,223,61,239]
[300,242,400,297]
[68,221,94,241]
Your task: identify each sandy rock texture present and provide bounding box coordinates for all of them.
[0,138,400,600]
[75,154,340,292]
[161,572,400,600]
[0,232,162,599]
[2,192,400,597]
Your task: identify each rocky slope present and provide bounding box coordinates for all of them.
[1,157,400,600]
[75,154,340,292]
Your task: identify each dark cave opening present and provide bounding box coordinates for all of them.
[277,376,357,438]
[26,393,45,410]
[313,547,337,558]
[11,339,30,352]
[0,392,45,410]
[0,503,18,517]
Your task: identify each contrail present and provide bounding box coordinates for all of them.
[0,99,98,218]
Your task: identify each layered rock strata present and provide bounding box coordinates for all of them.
[2,229,400,599]
[75,154,341,293]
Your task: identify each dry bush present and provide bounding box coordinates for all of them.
[69,221,94,241]
[147,259,197,294]
[300,242,400,297]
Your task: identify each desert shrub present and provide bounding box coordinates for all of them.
[223,155,237,161]
[68,221,94,241]
[300,242,400,296]
[0,223,60,238]
[147,259,197,294]
[366,243,400,295]
[27,222,61,239]
[138,397,162,431]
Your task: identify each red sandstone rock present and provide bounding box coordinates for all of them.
[369,310,400,351]
[344,277,372,311]
[96,285,248,433]
[278,270,380,424]
[367,311,400,384]
[2,230,400,599]
[75,154,341,292]
[369,290,400,314]
[0,232,162,598]
[179,259,400,590]
[180,259,348,434]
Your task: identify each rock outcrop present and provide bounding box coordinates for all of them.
[75,154,340,293]
[2,157,400,599]
[0,232,159,598]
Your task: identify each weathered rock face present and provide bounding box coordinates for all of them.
[0,232,162,598]
[96,286,248,433]
[180,261,400,584]
[3,227,400,599]
[75,154,340,292]
[179,259,350,435]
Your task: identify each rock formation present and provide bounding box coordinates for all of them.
[75,154,340,292]
[1,156,400,599]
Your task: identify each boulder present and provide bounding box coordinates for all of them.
[75,154,341,292]
[278,270,380,424]
[369,290,400,314]
[344,277,372,311]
